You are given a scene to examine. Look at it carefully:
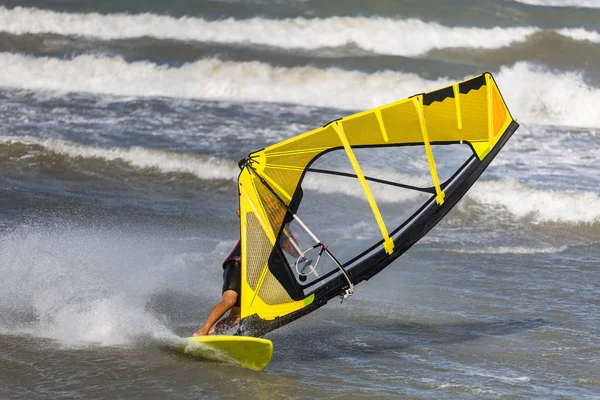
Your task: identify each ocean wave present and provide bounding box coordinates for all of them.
[0,52,448,109]
[0,136,238,181]
[466,179,600,225]
[0,6,540,56]
[6,137,599,227]
[2,53,600,128]
[449,245,569,255]
[513,0,600,8]
[558,28,600,43]
[0,136,428,203]
[496,62,600,128]
[3,7,600,55]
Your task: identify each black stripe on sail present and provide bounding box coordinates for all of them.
[459,74,486,94]
[418,74,488,105]
[423,86,455,105]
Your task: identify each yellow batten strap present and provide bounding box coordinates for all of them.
[375,109,389,142]
[267,146,330,157]
[332,121,394,254]
[485,74,494,147]
[413,96,445,205]
[452,84,463,130]
[240,184,277,308]
[263,164,305,172]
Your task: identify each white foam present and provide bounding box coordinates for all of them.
[38,294,178,347]
[2,54,600,128]
[450,245,569,255]
[0,226,195,346]
[0,7,537,56]
[0,135,238,181]
[436,383,495,394]
[558,28,600,43]
[496,62,600,128]
[513,0,600,8]
[0,52,446,110]
[466,179,600,224]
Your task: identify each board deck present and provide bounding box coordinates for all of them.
[175,335,273,371]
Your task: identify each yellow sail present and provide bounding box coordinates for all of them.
[236,73,517,336]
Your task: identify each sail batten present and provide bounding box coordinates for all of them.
[332,121,394,255]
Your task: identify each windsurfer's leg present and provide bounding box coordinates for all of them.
[193,290,238,336]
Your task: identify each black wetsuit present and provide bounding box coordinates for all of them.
[222,240,241,306]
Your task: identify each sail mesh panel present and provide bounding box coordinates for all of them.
[245,212,295,305]
[256,269,295,305]
[245,212,272,291]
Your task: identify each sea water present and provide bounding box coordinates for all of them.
[0,0,599,398]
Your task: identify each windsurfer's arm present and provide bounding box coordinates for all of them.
[280,223,302,258]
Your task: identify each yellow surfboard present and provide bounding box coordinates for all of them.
[175,335,273,371]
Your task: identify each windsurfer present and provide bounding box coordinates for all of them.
[193,209,301,336]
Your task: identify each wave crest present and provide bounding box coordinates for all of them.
[0,136,238,181]
[0,7,540,56]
